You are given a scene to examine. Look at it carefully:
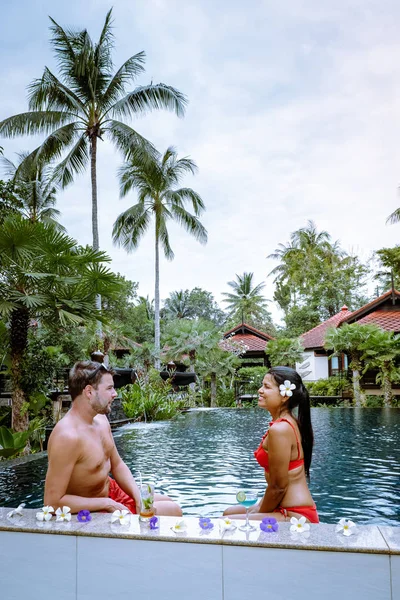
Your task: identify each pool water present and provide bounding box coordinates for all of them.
[0,408,399,525]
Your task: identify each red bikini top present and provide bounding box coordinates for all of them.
[254,418,304,473]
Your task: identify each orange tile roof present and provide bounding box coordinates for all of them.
[301,306,352,349]
[226,332,269,352]
[354,310,400,331]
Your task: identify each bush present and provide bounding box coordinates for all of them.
[120,378,183,422]
[305,377,349,397]
[216,388,235,407]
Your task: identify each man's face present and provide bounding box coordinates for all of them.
[88,373,117,415]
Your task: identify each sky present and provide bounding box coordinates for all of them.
[1,0,400,324]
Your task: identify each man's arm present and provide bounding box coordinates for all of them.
[44,430,123,513]
[109,431,141,512]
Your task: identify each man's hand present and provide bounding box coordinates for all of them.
[104,499,133,513]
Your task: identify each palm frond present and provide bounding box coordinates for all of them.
[0,111,75,138]
[168,204,208,244]
[101,53,146,111]
[157,217,174,260]
[107,120,156,163]
[52,134,89,187]
[112,204,151,252]
[167,188,205,216]
[28,67,88,115]
[111,84,187,119]
[386,208,400,225]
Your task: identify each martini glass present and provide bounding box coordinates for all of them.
[236,490,258,532]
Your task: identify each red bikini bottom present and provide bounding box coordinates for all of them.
[275,504,319,523]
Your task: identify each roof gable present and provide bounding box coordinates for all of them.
[223,322,274,341]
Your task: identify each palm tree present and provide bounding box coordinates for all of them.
[112,146,207,368]
[163,319,218,373]
[0,214,121,431]
[0,9,186,252]
[163,290,191,320]
[361,328,400,407]
[1,152,65,230]
[222,272,269,323]
[265,337,304,367]
[324,323,381,407]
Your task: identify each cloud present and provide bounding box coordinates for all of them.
[1,0,400,326]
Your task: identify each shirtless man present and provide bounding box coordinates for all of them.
[44,361,182,516]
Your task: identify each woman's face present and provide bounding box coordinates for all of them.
[258,373,284,414]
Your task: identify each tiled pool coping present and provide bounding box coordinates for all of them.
[0,508,399,554]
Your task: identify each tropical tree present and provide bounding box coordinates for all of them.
[0,214,121,431]
[163,290,191,320]
[268,221,369,327]
[197,347,240,407]
[0,9,186,252]
[113,147,207,368]
[222,272,271,325]
[162,319,217,373]
[265,337,304,367]
[324,323,381,407]
[1,152,64,230]
[361,329,400,407]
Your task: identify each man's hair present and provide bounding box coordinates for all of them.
[68,361,115,400]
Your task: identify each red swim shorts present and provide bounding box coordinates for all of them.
[108,477,137,514]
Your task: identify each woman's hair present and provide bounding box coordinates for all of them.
[268,366,314,477]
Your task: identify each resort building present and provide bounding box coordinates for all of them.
[297,289,400,383]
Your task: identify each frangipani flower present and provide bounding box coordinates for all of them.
[199,517,214,530]
[279,380,296,397]
[7,504,25,518]
[171,519,187,533]
[260,517,279,533]
[219,517,237,532]
[289,516,310,533]
[55,506,71,522]
[336,518,357,536]
[36,506,54,521]
[110,509,130,525]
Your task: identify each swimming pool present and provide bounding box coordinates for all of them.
[0,408,399,525]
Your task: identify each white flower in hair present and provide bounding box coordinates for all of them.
[279,380,296,397]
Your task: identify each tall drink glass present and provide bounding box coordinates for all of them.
[139,482,155,522]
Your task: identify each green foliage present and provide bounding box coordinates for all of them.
[305,377,349,396]
[163,288,225,325]
[268,220,369,329]
[120,378,182,422]
[0,425,30,458]
[216,388,235,407]
[222,272,274,331]
[265,337,304,367]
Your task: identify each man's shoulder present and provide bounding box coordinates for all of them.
[48,415,80,448]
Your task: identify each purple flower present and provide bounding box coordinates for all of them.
[149,516,159,530]
[199,517,214,530]
[77,510,92,523]
[260,517,278,533]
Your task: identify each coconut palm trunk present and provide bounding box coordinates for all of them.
[154,222,161,370]
[10,308,30,432]
[210,372,217,407]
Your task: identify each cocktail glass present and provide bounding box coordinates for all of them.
[139,482,155,522]
[236,490,258,532]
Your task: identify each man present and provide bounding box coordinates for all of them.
[44,361,182,516]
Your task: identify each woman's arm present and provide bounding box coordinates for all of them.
[256,424,291,513]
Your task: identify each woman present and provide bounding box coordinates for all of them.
[224,366,319,523]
